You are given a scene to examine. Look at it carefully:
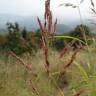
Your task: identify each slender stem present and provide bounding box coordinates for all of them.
[50,76,65,96]
[77,5,93,70]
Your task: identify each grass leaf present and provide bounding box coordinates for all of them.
[74,61,90,83]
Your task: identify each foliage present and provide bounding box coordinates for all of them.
[22,27,27,39]
[69,24,91,40]
[51,24,91,50]
[34,29,42,48]
[53,38,65,51]
[0,23,93,54]
[0,22,38,55]
[6,22,26,54]
[0,35,8,49]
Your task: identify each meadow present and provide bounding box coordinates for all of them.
[0,46,96,96]
[0,0,96,96]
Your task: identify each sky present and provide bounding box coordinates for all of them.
[0,0,96,23]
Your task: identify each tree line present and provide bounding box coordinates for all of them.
[0,22,92,55]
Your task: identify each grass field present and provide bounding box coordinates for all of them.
[0,0,96,96]
[0,45,96,96]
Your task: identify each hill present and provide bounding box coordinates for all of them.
[0,14,96,34]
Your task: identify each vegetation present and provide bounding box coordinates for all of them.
[0,23,93,54]
[0,0,96,96]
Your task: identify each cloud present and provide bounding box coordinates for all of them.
[0,0,94,21]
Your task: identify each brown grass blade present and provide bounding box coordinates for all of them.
[60,47,82,77]
[9,51,37,77]
[59,40,76,59]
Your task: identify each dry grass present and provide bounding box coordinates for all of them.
[0,0,96,96]
[0,47,96,96]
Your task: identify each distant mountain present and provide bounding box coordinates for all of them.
[0,14,73,34]
[0,14,95,34]
[0,14,38,32]
[56,24,73,34]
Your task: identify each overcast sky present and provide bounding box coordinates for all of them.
[0,0,95,23]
